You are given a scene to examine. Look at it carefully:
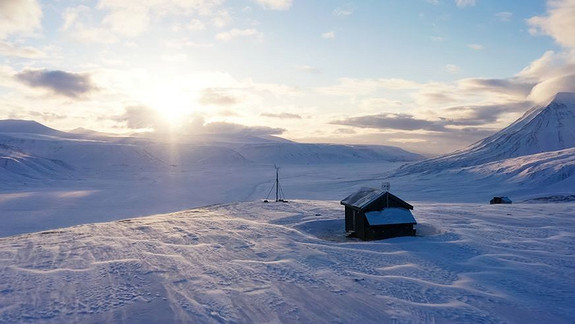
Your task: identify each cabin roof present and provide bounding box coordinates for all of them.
[491,196,512,203]
[365,208,417,226]
[340,187,413,210]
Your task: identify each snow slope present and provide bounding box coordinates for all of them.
[0,119,68,137]
[236,142,422,164]
[1,200,574,323]
[0,144,72,181]
[379,147,575,203]
[399,92,575,173]
[0,163,403,237]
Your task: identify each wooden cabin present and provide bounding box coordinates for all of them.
[490,196,512,204]
[341,187,416,241]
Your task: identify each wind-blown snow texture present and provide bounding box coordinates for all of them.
[1,200,574,323]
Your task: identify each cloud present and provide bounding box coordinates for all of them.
[260,112,302,119]
[459,78,534,97]
[165,38,214,49]
[322,31,336,39]
[528,0,575,48]
[161,54,188,63]
[0,0,42,39]
[455,0,477,8]
[15,69,96,98]
[334,128,356,135]
[514,50,575,102]
[467,43,484,50]
[201,121,285,136]
[529,73,575,102]
[216,28,263,41]
[318,78,420,96]
[5,109,67,122]
[332,113,447,132]
[67,26,119,44]
[113,105,166,130]
[62,1,226,42]
[295,65,321,73]
[445,64,461,74]
[98,0,225,35]
[62,6,119,44]
[112,107,285,137]
[187,19,206,31]
[211,10,233,28]
[332,99,531,135]
[198,88,241,106]
[495,11,513,22]
[407,48,575,107]
[360,98,403,111]
[251,0,293,10]
[26,111,67,122]
[333,4,355,17]
[0,41,45,58]
[416,90,461,106]
[440,102,531,126]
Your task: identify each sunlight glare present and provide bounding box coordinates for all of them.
[148,85,195,127]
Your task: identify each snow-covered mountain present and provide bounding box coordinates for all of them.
[236,142,422,164]
[465,146,575,186]
[0,144,72,181]
[0,120,423,175]
[399,92,575,174]
[0,119,68,137]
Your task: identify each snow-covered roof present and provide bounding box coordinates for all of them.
[340,187,384,209]
[341,188,412,210]
[365,208,416,226]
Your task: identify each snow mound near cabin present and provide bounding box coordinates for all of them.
[1,200,574,323]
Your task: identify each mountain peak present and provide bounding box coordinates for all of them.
[0,119,63,135]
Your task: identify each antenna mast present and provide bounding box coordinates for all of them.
[263,164,288,203]
[275,165,280,202]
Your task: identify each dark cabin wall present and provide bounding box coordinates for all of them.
[345,207,354,232]
[355,212,366,240]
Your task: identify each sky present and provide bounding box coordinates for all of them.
[1,0,574,154]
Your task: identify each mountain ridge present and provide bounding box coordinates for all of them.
[397,92,575,174]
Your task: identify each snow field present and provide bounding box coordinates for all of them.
[1,200,574,323]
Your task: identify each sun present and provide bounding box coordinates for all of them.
[147,86,195,126]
